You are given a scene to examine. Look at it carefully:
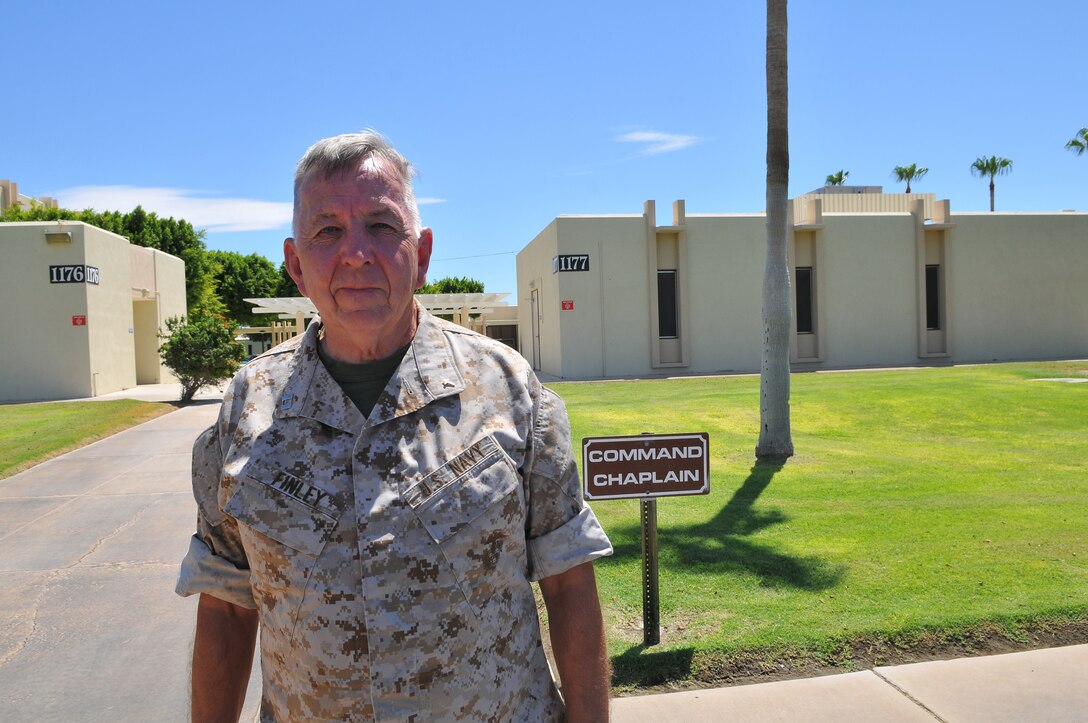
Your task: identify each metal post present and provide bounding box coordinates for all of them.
[640,498,660,646]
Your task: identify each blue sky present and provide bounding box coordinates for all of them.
[5,1,1085,294]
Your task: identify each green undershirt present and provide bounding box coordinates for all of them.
[317,341,410,418]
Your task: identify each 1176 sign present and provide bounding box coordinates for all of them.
[49,265,100,285]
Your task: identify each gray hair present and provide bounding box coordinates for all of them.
[292,130,421,234]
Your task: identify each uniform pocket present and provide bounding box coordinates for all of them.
[407,436,520,543]
[405,437,527,616]
[223,467,339,555]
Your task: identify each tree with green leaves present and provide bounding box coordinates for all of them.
[758,0,794,460]
[275,262,303,297]
[207,250,280,325]
[891,163,929,193]
[970,156,1014,212]
[0,203,213,309]
[158,312,245,402]
[824,170,849,186]
[416,276,485,294]
[1066,127,1088,156]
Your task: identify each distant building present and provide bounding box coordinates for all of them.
[516,191,1088,379]
[0,179,58,213]
[243,293,520,351]
[0,220,186,401]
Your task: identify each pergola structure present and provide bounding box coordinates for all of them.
[242,293,513,344]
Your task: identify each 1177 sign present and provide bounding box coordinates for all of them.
[552,254,589,272]
[49,265,100,285]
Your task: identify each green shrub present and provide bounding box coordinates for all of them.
[159,312,245,402]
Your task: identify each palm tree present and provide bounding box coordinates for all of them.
[1066,128,1088,156]
[825,170,849,186]
[757,0,794,459]
[970,156,1013,212]
[892,164,928,193]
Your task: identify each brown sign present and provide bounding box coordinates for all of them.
[582,433,709,500]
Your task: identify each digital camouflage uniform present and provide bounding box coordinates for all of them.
[176,305,612,722]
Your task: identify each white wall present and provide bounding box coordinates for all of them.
[817,213,920,368]
[0,221,187,401]
[516,199,1088,380]
[0,223,95,400]
[516,220,561,373]
[85,225,137,395]
[948,213,1088,362]
[685,215,766,373]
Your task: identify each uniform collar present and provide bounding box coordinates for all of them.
[276,302,465,433]
[381,301,467,421]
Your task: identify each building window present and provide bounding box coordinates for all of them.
[486,324,518,350]
[925,264,941,330]
[796,266,814,334]
[657,270,678,338]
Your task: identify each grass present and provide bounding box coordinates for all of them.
[549,361,1088,688]
[0,400,174,479]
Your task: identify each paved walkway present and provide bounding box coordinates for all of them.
[0,400,262,722]
[1,388,1085,721]
[611,645,1088,721]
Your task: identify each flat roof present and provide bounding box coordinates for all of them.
[245,292,512,320]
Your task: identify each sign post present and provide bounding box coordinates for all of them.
[640,498,660,646]
[583,432,709,646]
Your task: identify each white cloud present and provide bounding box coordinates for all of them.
[51,185,293,232]
[52,185,447,231]
[615,130,701,155]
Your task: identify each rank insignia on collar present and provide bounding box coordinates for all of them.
[280,395,294,411]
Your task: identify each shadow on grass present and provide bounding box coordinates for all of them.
[603,459,845,591]
[167,398,223,408]
[612,644,696,687]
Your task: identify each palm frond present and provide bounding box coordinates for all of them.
[971,155,1012,178]
[1065,128,1088,156]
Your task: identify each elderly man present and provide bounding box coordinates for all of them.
[176,132,613,722]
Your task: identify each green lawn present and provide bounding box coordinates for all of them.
[0,400,174,479]
[550,361,1088,687]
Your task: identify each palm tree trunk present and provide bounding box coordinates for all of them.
[989,179,995,212]
[757,0,794,459]
[906,181,912,193]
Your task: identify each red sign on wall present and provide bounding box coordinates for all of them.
[561,300,574,311]
[72,315,87,326]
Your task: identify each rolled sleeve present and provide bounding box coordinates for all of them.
[527,505,612,581]
[175,534,256,609]
[176,420,255,608]
[525,385,613,581]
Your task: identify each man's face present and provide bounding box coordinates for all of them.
[285,158,432,360]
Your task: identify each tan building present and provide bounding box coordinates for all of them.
[0,179,58,213]
[0,221,186,401]
[516,191,1088,379]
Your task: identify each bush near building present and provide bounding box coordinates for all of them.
[159,312,245,402]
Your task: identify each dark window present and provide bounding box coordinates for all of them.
[796,267,814,334]
[486,324,518,350]
[657,270,678,338]
[925,264,941,330]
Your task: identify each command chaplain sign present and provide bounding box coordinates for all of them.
[582,432,709,646]
[583,433,709,500]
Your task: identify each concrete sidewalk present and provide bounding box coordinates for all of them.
[612,644,1088,721]
[1,395,1085,721]
[0,400,262,722]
